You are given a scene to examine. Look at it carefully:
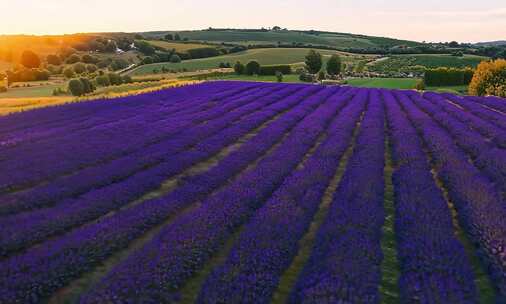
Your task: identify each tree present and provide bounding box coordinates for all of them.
[245,60,261,75]
[63,67,75,79]
[65,54,80,64]
[86,64,98,73]
[165,34,174,41]
[174,33,181,41]
[81,54,97,64]
[234,61,245,74]
[68,79,84,96]
[134,41,155,56]
[469,59,506,97]
[110,59,129,71]
[326,54,342,76]
[73,63,86,75]
[46,54,62,65]
[305,50,322,74]
[79,77,94,94]
[170,54,181,63]
[95,75,110,87]
[318,70,326,81]
[21,50,41,68]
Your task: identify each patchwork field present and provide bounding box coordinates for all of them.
[369,54,488,73]
[0,82,505,303]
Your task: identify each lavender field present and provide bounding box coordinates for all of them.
[0,81,505,303]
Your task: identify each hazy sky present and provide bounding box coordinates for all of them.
[2,0,505,42]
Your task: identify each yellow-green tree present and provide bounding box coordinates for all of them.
[469,59,506,97]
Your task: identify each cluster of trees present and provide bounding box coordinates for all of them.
[299,50,342,82]
[469,59,506,97]
[68,78,95,96]
[424,67,474,86]
[5,68,50,84]
[233,61,292,76]
[164,33,182,41]
[67,72,133,96]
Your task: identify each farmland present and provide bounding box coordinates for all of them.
[0,81,505,303]
[127,48,376,75]
[369,54,488,73]
[141,29,422,49]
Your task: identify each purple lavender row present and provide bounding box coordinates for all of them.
[0,85,333,302]
[394,90,506,297]
[0,84,288,217]
[469,95,506,113]
[0,84,271,193]
[408,92,506,197]
[288,89,385,303]
[442,93,506,130]
[197,89,368,303]
[423,92,506,148]
[0,85,279,203]
[0,82,256,153]
[0,82,258,161]
[79,86,352,303]
[0,81,238,137]
[384,89,478,303]
[0,84,307,256]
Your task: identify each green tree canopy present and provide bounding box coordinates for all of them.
[326,54,342,76]
[305,50,322,74]
[245,60,261,75]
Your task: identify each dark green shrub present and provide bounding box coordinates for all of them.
[258,65,292,75]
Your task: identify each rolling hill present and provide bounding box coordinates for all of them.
[140,29,422,49]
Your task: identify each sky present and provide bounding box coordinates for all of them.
[1,0,505,42]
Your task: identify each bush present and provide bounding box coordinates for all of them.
[68,79,84,96]
[424,67,474,86]
[170,54,181,63]
[415,80,426,90]
[275,71,283,82]
[63,67,75,79]
[73,63,87,75]
[142,56,154,65]
[245,60,261,75]
[299,72,316,82]
[469,59,506,97]
[258,65,292,75]
[234,61,245,75]
[21,50,41,68]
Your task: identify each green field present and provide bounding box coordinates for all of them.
[369,54,488,73]
[346,78,419,89]
[141,30,421,49]
[426,85,469,95]
[128,48,375,76]
[194,74,304,83]
[142,40,212,52]
[0,83,64,98]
